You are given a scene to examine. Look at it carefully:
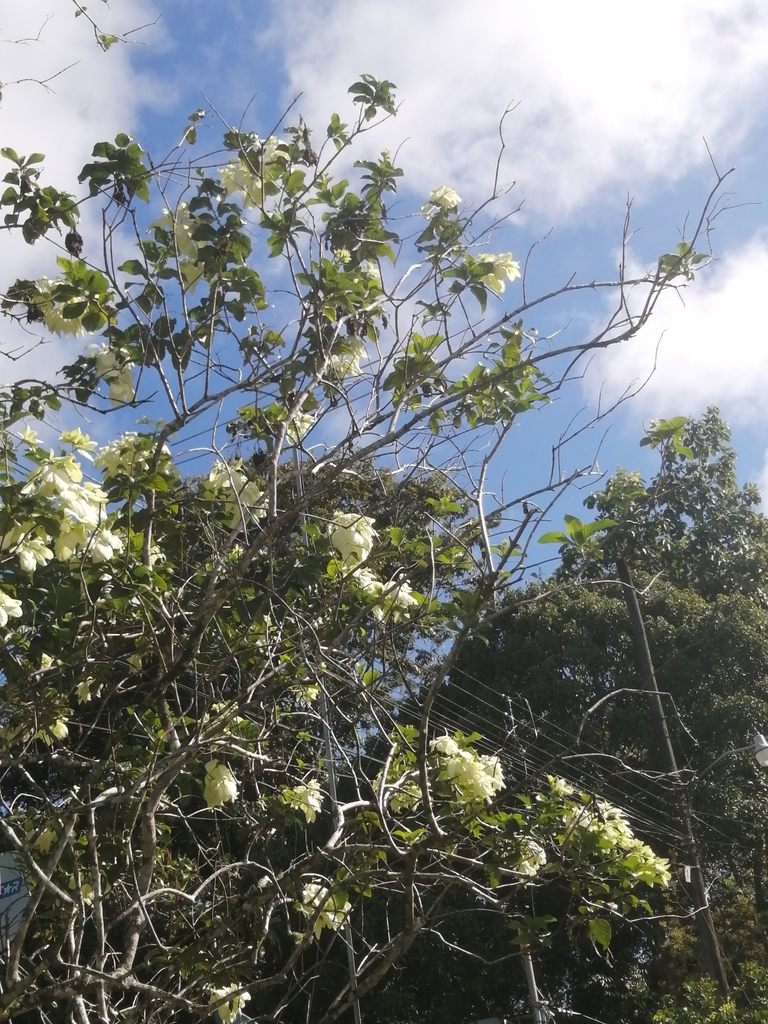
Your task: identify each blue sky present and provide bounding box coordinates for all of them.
[3,0,768,534]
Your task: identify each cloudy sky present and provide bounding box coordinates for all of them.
[3,0,768,504]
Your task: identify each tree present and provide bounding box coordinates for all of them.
[0,77,716,1022]
[442,413,768,1022]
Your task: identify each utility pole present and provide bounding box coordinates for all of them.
[616,557,729,999]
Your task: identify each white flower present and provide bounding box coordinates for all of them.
[37,719,69,745]
[0,588,22,627]
[179,258,205,292]
[32,278,88,336]
[107,365,135,405]
[421,185,461,217]
[517,840,547,877]
[329,337,366,379]
[431,735,460,757]
[330,512,377,565]
[204,760,238,808]
[431,735,504,804]
[286,411,314,445]
[371,577,419,622]
[209,986,251,1024]
[148,202,198,259]
[299,882,351,938]
[284,780,323,823]
[60,428,97,453]
[20,424,40,447]
[220,137,283,208]
[76,677,100,703]
[475,253,521,293]
[208,460,267,527]
[16,536,53,574]
[54,522,91,561]
[24,452,83,497]
[33,826,57,855]
[93,345,135,406]
[220,159,263,208]
[89,528,124,564]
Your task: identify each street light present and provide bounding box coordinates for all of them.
[753,732,768,767]
[699,732,768,777]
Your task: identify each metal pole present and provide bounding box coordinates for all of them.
[293,450,363,1024]
[616,557,729,999]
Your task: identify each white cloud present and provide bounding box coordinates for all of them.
[584,234,768,427]
[0,0,161,391]
[265,0,768,220]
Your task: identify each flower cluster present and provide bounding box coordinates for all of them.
[329,512,420,622]
[207,460,266,528]
[28,278,87,336]
[209,986,251,1024]
[94,432,172,483]
[4,434,126,580]
[431,734,504,803]
[564,799,671,885]
[220,136,284,208]
[93,344,135,405]
[474,253,521,293]
[421,185,461,217]
[352,570,420,622]
[203,760,239,808]
[329,337,366,380]
[148,202,205,292]
[298,882,351,938]
[283,779,323,823]
[330,512,377,566]
[517,839,547,877]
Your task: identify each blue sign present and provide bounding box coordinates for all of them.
[0,852,31,948]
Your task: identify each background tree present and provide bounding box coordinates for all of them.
[441,411,768,1023]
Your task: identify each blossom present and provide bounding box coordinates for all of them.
[220,138,282,208]
[93,344,135,406]
[284,780,323,823]
[31,278,88,336]
[207,460,266,527]
[95,432,171,481]
[430,734,504,804]
[475,253,521,293]
[372,577,419,622]
[54,522,91,561]
[286,411,314,445]
[60,428,97,454]
[209,986,251,1024]
[330,512,377,565]
[421,185,461,217]
[329,337,366,379]
[0,588,22,627]
[148,202,198,259]
[20,424,40,447]
[89,528,124,564]
[33,826,57,855]
[204,759,238,808]
[298,882,351,938]
[16,536,53,574]
[179,258,205,292]
[517,840,547,877]
[37,719,69,745]
[76,677,99,703]
[24,452,83,497]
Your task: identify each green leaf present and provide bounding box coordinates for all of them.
[588,918,612,950]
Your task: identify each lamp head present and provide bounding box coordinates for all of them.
[753,732,768,768]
